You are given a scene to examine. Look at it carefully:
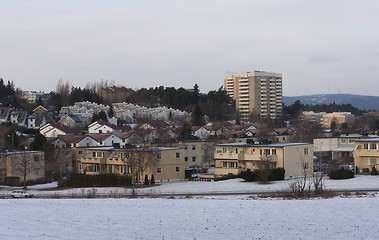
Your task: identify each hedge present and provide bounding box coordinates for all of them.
[63,174,133,188]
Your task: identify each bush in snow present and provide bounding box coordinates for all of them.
[328,167,354,179]
[370,166,379,175]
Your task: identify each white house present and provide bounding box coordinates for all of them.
[40,122,76,138]
[88,120,120,134]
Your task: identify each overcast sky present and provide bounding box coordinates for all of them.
[0,0,378,96]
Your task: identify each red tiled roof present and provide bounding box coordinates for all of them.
[114,131,136,139]
[86,133,113,141]
[56,134,87,144]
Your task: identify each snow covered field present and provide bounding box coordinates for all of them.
[1,197,378,239]
[2,175,378,198]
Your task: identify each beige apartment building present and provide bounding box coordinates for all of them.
[0,151,45,185]
[321,112,355,128]
[354,138,379,172]
[77,147,185,181]
[224,71,282,121]
[214,142,313,178]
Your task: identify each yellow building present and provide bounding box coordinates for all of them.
[354,138,379,172]
[77,147,185,182]
[0,151,45,185]
[214,142,313,178]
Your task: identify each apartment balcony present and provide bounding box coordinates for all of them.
[214,152,238,160]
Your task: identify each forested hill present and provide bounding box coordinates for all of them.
[283,94,379,111]
[126,85,236,122]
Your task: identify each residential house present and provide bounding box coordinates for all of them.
[10,110,28,127]
[27,113,53,129]
[59,114,84,129]
[40,122,76,138]
[313,134,377,164]
[88,120,121,134]
[214,142,313,178]
[53,135,99,148]
[354,138,379,172]
[192,126,210,140]
[0,151,45,185]
[77,146,185,181]
[114,131,143,146]
[0,106,10,124]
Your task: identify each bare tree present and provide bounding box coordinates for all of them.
[128,147,157,184]
[12,151,42,189]
[203,142,215,168]
[257,155,275,183]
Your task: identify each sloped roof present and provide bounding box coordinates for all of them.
[56,134,88,144]
[114,131,136,139]
[45,121,76,134]
[92,120,121,130]
[86,133,114,141]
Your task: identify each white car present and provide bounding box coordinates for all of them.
[10,190,34,198]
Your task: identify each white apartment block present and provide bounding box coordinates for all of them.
[224,71,282,121]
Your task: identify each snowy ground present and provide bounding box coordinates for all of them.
[2,175,378,198]
[1,197,378,239]
[1,176,379,239]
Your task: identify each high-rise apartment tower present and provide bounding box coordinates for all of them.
[224,71,282,121]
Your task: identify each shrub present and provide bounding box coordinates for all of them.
[151,174,155,184]
[268,168,285,181]
[144,174,149,185]
[362,168,370,175]
[238,169,255,182]
[215,173,237,181]
[63,174,132,188]
[371,166,379,175]
[328,167,354,179]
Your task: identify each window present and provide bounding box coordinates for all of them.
[157,153,162,160]
[348,139,354,144]
[223,148,227,153]
[370,144,377,150]
[192,156,196,162]
[264,149,270,155]
[184,145,188,150]
[185,157,189,162]
[34,156,39,162]
[78,150,83,155]
[228,162,236,168]
[304,163,309,170]
[192,145,196,150]
[176,152,180,159]
[80,164,83,171]
[34,168,40,175]
[157,167,162,174]
[364,144,369,150]
[341,139,346,144]
[304,148,309,155]
[176,166,180,173]
[223,162,228,168]
[272,149,277,155]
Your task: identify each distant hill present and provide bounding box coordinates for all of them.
[283,94,379,111]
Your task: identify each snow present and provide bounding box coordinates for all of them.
[1,175,379,198]
[1,197,378,239]
[1,176,379,239]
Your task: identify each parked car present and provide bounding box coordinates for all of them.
[10,190,34,198]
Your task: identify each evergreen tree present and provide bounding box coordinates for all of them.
[144,174,149,185]
[108,105,114,118]
[150,174,155,184]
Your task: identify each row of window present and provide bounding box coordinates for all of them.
[363,157,379,165]
[363,143,378,150]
